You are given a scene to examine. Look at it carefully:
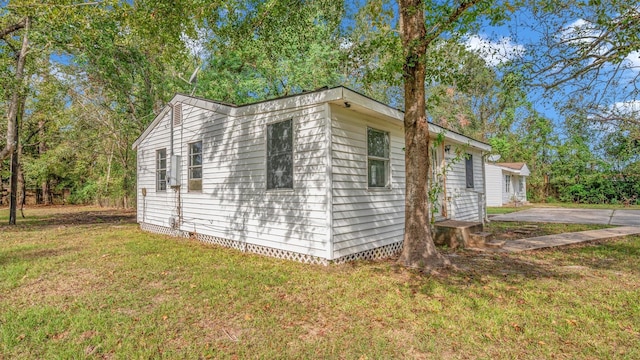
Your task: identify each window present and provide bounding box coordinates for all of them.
[267,119,293,189]
[367,128,390,188]
[465,153,474,188]
[156,149,167,191]
[188,141,202,191]
[505,175,511,193]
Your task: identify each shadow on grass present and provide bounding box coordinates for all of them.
[0,208,136,233]
[0,246,82,267]
[372,250,582,297]
[380,235,640,297]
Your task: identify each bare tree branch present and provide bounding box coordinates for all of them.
[0,17,27,39]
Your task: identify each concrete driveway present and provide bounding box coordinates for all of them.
[490,208,640,226]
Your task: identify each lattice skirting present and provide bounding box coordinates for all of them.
[140,222,189,238]
[332,241,403,264]
[139,222,402,265]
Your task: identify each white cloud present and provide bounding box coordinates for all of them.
[464,34,524,67]
[611,100,640,114]
[624,50,640,69]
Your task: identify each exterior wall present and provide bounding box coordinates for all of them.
[444,144,485,221]
[507,175,527,203]
[484,164,529,206]
[137,110,177,226]
[502,173,514,204]
[518,176,527,202]
[137,102,331,259]
[485,164,503,206]
[330,105,406,259]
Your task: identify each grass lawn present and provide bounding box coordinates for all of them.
[487,202,640,215]
[485,221,612,241]
[1,206,639,359]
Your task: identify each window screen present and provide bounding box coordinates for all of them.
[188,141,202,191]
[367,128,390,188]
[267,119,293,189]
[465,153,474,188]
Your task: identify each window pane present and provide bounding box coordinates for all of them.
[368,159,387,187]
[268,120,292,154]
[267,120,293,189]
[157,170,166,191]
[190,167,202,180]
[191,153,202,166]
[465,154,474,188]
[190,141,202,155]
[267,153,293,189]
[368,128,389,158]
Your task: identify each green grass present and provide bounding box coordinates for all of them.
[485,221,612,241]
[487,202,640,215]
[1,206,639,359]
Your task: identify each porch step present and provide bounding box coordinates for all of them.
[485,240,506,248]
[469,231,494,247]
[433,220,484,249]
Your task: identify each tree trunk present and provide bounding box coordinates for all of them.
[397,0,449,269]
[39,119,51,205]
[9,142,19,225]
[0,17,29,162]
[18,144,26,218]
[0,169,4,206]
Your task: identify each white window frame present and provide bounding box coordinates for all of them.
[505,175,511,193]
[188,140,203,192]
[367,127,391,189]
[266,119,294,190]
[156,148,167,191]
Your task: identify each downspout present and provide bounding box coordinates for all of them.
[170,104,174,157]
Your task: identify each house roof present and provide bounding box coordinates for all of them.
[132,86,491,152]
[489,162,531,176]
[498,162,527,171]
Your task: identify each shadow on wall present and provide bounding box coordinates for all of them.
[196,93,330,256]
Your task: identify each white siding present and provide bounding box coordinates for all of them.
[444,144,485,221]
[330,105,406,259]
[503,174,527,204]
[485,164,504,206]
[137,111,178,226]
[137,102,330,258]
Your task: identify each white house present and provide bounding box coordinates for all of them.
[485,162,530,206]
[133,87,491,264]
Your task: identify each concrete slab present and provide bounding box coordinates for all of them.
[491,208,614,225]
[610,210,640,226]
[501,226,640,252]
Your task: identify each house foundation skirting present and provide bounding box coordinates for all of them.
[139,223,403,265]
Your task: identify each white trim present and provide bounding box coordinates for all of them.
[324,103,334,260]
[366,126,392,190]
